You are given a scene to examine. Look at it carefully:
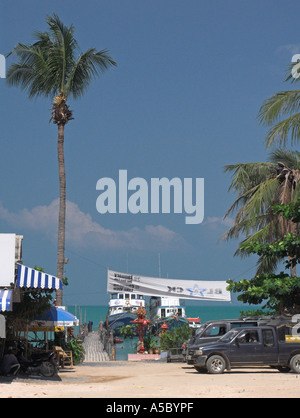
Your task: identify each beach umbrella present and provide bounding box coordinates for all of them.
[32,307,79,328]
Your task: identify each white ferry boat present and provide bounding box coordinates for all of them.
[107,292,145,335]
[149,296,189,334]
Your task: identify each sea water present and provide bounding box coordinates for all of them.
[67,303,261,361]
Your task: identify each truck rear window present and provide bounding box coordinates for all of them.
[231,322,257,328]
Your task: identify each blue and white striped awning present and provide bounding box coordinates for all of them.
[16,264,63,290]
[0,289,12,312]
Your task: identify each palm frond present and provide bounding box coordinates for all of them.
[6,43,58,97]
[222,150,300,274]
[6,13,116,100]
[255,254,281,275]
[264,112,300,148]
[268,148,300,169]
[64,48,117,98]
[221,213,273,242]
[258,90,300,126]
[224,161,278,221]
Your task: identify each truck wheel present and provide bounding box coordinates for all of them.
[289,355,300,374]
[206,355,226,374]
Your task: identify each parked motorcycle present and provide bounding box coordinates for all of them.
[16,343,57,378]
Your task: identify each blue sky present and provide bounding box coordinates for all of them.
[0,0,298,305]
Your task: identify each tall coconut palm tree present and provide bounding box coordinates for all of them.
[223,149,300,275]
[6,14,117,305]
[258,62,300,148]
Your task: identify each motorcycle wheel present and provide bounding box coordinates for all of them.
[40,360,57,377]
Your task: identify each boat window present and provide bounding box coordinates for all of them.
[131,294,136,299]
[111,294,118,299]
[125,294,130,299]
[138,295,143,300]
[161,309,166,318]
[119,294,124,299]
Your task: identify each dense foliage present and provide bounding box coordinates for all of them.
[159,325,192,351]
[66,338,85,364]
[227,200,300,315]
[118,325,135,340]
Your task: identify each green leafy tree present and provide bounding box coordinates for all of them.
[273,198,300,223]
[66,338,85,364]
[227,273,300,315]
[143,330,158,352]
[119,325,136,351]
[223,149,300,275]
[6,14,116,305]
[118,324,135,340]
[159,325,192,351]
[227,200,300,315]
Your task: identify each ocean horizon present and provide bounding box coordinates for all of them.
[67,303,264,360]
[67,303,263,330]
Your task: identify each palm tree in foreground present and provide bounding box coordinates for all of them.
[258,62,300,148]
[7,14,117,305]
[223,149,300,276]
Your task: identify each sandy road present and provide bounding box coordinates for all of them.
[0,361,299,398]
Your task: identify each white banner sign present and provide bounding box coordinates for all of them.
[107,270,231,302]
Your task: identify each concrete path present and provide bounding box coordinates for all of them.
[82,331,109,362]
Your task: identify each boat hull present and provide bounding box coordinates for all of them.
[107,312,137,335]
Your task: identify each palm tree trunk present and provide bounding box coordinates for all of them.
[286,208,297,278]
[56,123,66,306]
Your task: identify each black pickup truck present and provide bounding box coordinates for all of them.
[185,317,271,364]
[187,318,265,345]
[186,326,300,374]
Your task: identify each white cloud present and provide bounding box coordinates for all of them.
[276,44,300,55]
[0,199,186,251]
[202,216,234,229]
